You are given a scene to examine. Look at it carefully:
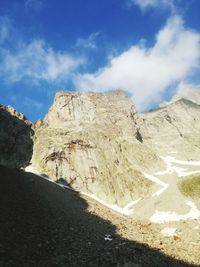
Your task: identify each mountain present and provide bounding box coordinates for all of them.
[1,90,200,209]
[171,85,200,106]
[1,89,200,265]
[144,98,200,160]
[0,104,33,168]
[31,90,164,207]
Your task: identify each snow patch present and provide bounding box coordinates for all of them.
[82,192,141,215]
[155,156,200,177]
[163,157,200,166]
[25,165,40,174]
[143,173,168,196]
[25,165,71,189]
[150,201,200,223]
[25,165,141,216]
[161,227,177,237]
[178,170,200,177]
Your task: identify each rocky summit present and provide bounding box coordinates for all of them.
[31,90,164,207]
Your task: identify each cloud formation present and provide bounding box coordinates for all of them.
[127,0,176,12]
[76,32,100,49]
[0,39,84,85]
[0,15,85,86]
[75,16,200,110]
[0,16,12,44]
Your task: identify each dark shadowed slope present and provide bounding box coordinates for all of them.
[0,166,196,267]
[0,106,33,168]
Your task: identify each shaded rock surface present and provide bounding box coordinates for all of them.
[144,98,200,160]
[0,105,33,168]
[32,90,164,207]
[0,166,196,267]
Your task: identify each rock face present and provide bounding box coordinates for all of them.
[0,105,33,168]
[144,98,200,160]
[32,90,164,207]
[171,85,200,106]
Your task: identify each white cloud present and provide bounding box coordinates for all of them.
[127,0,176,12]
[1,39,84,84]
[75,16,200,110]
[76,32,100,49]
[0,17,12,44]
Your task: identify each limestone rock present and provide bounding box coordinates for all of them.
[171,85,200,106]
[0,105,33,168]
[32,90,164,207]
[144,98,200,160]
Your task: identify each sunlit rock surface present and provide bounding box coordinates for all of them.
[144,98,200,160]
[32,90,163,207]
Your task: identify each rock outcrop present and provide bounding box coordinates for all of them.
[32,90,164,207]
[0,105,33,168]
[1,88,200,215]
[171,85,200,106]
[144,98,200,160]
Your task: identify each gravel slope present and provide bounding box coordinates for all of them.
[0,166,197,267]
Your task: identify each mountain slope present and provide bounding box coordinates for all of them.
[0,166,196,267]
[31,90,164,207]
[144,98,200,160]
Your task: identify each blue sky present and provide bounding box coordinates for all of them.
[0,0,200,121]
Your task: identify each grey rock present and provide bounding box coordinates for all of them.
[32,90,164,207]
[144,98,200,160]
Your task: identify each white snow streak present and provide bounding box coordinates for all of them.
[82,192,141,215]
[163,157,200,166]
[25,165,141,216]
[25,165,72,190]
[143,173,168,196]
[161,227,177,237]
[155,156,200,177]
[150,201,200,223]
[25,158,200,222]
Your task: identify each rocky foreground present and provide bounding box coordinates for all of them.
[0,166,199,267]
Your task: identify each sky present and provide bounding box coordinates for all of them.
[0,0,200,121]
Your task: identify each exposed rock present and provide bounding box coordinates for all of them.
[171,84,200,106]
[144,98,200,160]
[0,105,33,168]
[32,90,164,207]
[33,119,43,129]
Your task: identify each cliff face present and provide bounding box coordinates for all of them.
[144,98,200,160]
[0,105,33,168]
[2,89,200,210]
[32,90,163,207]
